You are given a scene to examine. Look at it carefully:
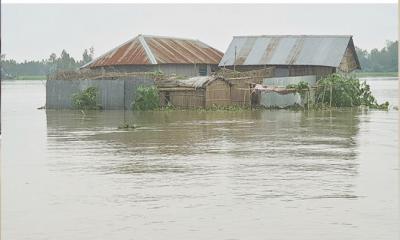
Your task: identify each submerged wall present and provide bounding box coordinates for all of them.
[46,77,154,110]
[260,75,316,108]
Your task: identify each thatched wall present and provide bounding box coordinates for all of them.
[159,89,205,108]
[228,79,252,107]
[205,79,231,107]
[156,68,276,109]
[214,68,274,107]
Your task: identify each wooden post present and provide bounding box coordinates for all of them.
[329,84,332,108]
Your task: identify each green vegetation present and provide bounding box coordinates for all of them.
[284,74,389,110]
[286,81,310,100]
[145,70,164,79]
[314,74,389,109]
[356,40,398,72]
[1,47,94,79]
[72,87,102,110]
[132,86,160,111]
[286,81,314,109]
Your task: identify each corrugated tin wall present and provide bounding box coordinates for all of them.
[260,75,317,108]
[46,77,154,110]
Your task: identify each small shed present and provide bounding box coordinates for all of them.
[156,76,231,108]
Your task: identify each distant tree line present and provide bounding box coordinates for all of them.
[356,40,398,72]
[1,47,94,79]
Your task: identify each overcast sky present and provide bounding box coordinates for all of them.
[1,4,397,62]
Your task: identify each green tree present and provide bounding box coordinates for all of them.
[57,49,77,71]
[82,49,92,65]
[356,41,398,72]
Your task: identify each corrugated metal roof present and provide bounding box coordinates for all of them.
[83,35,223,68]
[219,35,357,68]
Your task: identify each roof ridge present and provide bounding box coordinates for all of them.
[138,35,157,64]
[142,34,200,42]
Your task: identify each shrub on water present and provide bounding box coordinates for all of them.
[132,85,160,111]
[72,87,102,110]
[314,74,389,109]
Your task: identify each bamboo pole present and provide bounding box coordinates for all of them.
[329,84,333,108]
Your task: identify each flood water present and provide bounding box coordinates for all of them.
[1,78,399,240]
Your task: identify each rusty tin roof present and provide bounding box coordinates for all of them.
[82,35,223,68]
[219,35,359,68]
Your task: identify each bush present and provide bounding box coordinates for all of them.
[132,85,160,110]
[315,74,388,109]
[72,87,102,110]
[286,81,310,103]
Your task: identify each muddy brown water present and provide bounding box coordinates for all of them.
[1,79,399,240]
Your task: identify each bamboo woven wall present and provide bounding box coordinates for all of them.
[228,79,252,107]
[159,89,205,108]
[205,79,231,107]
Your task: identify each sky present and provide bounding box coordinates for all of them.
[1,4,397,62]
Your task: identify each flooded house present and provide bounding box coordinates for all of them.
[47,34,224,110]
[81,34,224,77]
[218,35,361,108]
